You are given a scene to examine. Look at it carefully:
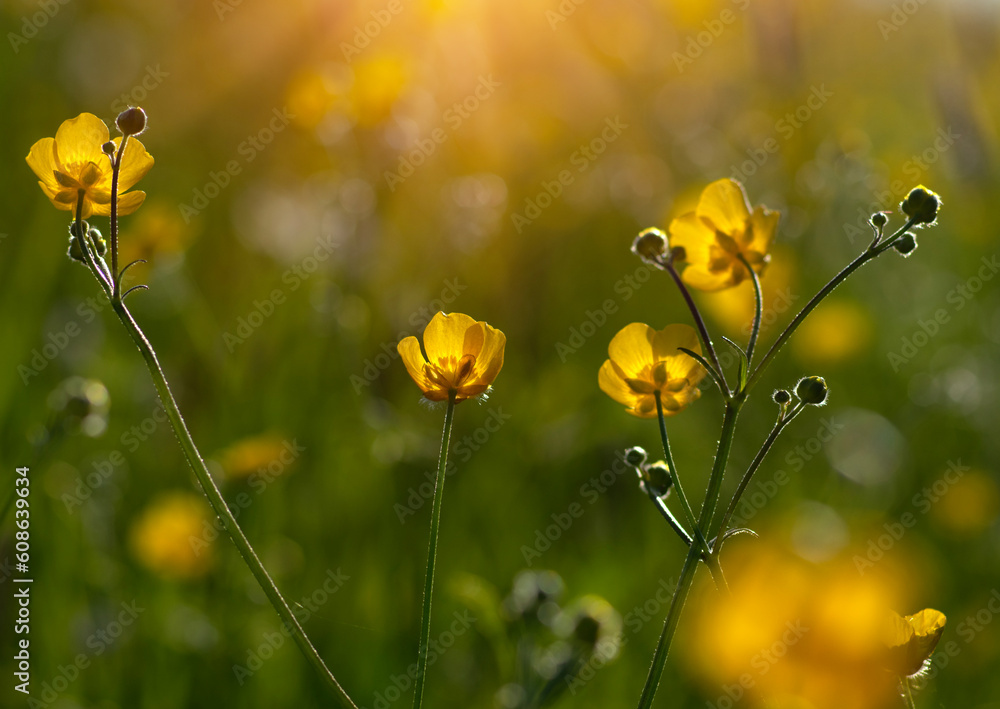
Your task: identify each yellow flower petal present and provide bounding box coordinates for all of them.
[747,204,780,256]
[598,360,636,408]
[53,112,109,168]
[697,178,751,235]
[472,324,506,386]
[113,136,155,191]
[650,324,703,381]
[398,335,433,390]
[423,311,479,364]
[668,212,712,265]
[883,608,946,677]
[25,138,61,190]
[607,323,656,379]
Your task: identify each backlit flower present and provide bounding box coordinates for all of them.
[882,608,946,677]
[26,112,154,219]
[669,178,779,291]
[598,323,706,418]
[398,312,505,402]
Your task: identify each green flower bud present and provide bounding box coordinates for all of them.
[624,446,647,466]
[772,389,791,405]
[795,376,829,406]
[102,141,116,156]
[893,232,917,257]
[870,212,888,229]
[631,227,668,265]
[643,461,672,497]
[670,245,687,263]
[116,106,147,136]
[900,186,940,225]
[88,228,107,257]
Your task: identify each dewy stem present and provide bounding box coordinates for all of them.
[412,393,457,709]
[745,216,920,393]
[109,135,129,296]
[654,393,701,539]
[738,253,763,367]
[664,263,729,396]
[109,297,357,708]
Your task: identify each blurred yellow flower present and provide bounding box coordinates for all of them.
[130,493,213,580]
[669,178,779,291]
[119,201,194,266]
[218,433,292,479]
[685,543,933,709]
[598,323,705,418]
[929,469,1000,536]
[883,608,947,677]
[792,299,874,365]
[398,312,506,402]
[26,113,153,219]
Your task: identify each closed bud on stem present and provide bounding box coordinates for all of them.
[116,106,147,136]
[900,186,941,226]
[870,212,888,229]
[893,232,918,257]
[631,227,668,265]
[642,461,673,497]
[795,376,829,406]
[102,141,116,156]
[625,446,648,467]
[772,389,791,405]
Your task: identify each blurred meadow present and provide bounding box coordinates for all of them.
[2,0,1000,707]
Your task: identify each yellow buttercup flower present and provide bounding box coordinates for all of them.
[598,323,706,418]
[669,178,779,291]
[398,312,505,402]
[129,492,213,579]
[26,112,154,219]
[882,608,947,677]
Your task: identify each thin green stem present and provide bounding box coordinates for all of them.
[108,298,357,707]
[745,216,920,393]
[654,393,701,538]
[664,263,730,396]
[738,253,763,367]
[643,484,692,547]
[635,545,700,709]
[711,403,804,548]
[412,393,457,709]
[109,136,129,296]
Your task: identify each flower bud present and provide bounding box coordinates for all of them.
[670,245,687,263]
[643,461,672,497]
[88,227,107,257]
[772,389,791,405]
[795,376,829,406]
[893,232,917,257]
[102,141,116,156]
[870,212,888,229]
[900,186,940,225]
[116,106,147,136]
[624,446,647,467]
[631,228,667,265]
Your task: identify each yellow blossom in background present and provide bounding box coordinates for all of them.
[791,299,874,365]
[398,311,506,402]
[598,323,705,418]
[119,201,194,267]
[26,113,154,219]
[349,55,410,127]
[929,470,1000,536]
[669,178,779,291]
[129,493,213,580]
[883,608,947,677]
[684,543,936,709]
[217,433,293,479]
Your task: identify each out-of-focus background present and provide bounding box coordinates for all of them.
[1,0,999,707]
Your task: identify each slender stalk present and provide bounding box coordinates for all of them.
[644,485,692,547]
[902,676,917,709]
[108,298,357,707]
[738,253,763,367]
[635,545,700,709]
[711,403,804,548]
[664,263,729,396]
[654,393,701,537]
[412,393,457,709]
[109,136,129,295]
[745,216,919,393]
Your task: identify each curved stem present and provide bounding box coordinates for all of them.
[110,298,357,708]
[644,485,692,547]
[664,263,730,397]
[711,403,803,548]
[412,393,457,709]
[738,253,763,367]
[654,393,701,538]
[109,136,129,297]
[746,216,919,393]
